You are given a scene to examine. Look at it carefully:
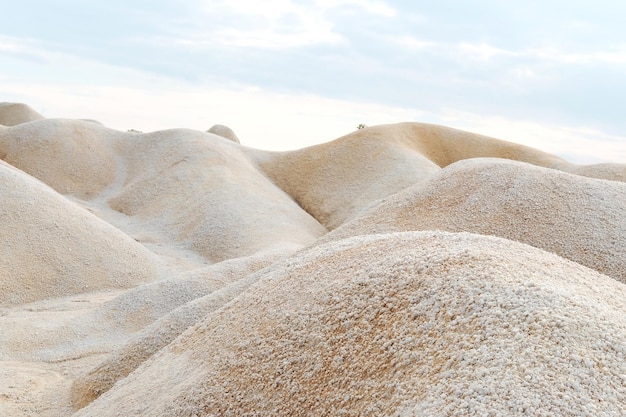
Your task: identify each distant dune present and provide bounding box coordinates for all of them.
[0,103,624,416]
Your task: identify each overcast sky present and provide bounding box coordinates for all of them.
[1,0,625,163]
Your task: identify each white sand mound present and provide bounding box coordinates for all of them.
[366,122,626,182]
[325,158,626,282]
[0,116,325,263]
[0,161,159,307]
[251,128,442,229]
[0,102,45,126]
[250,122,624,231]
[0,119,117,199]
[108,128,327,262]
[566,162,626,182]
[86,247,289,340]
[361,122,566,168]
[1,103,625,416]
[0,249,285,404]
[207,124,240,143]
[70,258,274,410]
[0,249,285,373]
[74,231,626,417]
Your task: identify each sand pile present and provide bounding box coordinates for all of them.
[0,102,44,126]
[324,158,626,283]
[207,124,240,143]
[249,123,625,230]
[0,102,625,416]
[0,160,159,307]
[108,127,326,262]
[250,128,442,229]
[0,119,116,199]
[69,253,282,409]
[74,231,626,416]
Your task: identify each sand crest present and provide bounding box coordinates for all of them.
[0,102,44,126]
[249,122,625,231]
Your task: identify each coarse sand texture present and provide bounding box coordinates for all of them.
[324,158,626,283]
[0,160,158,306]
[0,102,44,126]
[0,102,624,417]
[74,232,626,417]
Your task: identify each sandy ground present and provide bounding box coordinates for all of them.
[0,292,117,417]
[1,102,625,416]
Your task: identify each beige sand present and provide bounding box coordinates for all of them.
[207,124,240,143]
[0,102,625,416]
[0,159,159,307]
[247,122,625,230]
[0,102,44,126]
[323,157,626,283]
[74,232,626,416]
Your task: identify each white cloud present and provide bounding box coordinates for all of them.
[315,0,396,17]
[189,0,348,49]
[183,0,397,49]
[0,35,53,61]
[387,35,435,50]
[212,0,397,19]
[551,50,626,65]
[456,41,626,66]
[193,26,344,49]
[458,42,518,61]
[0,39,21,53]
[205,0,298,20]
[510,67,540,80]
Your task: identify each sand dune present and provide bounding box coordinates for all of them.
[70,253,281,409]
[0,102,625,416]
[248,123,625,230]
[324,158,626,283]
[74,232,626,417]
[0,160,159,307]
[207,124,240,143]
[0,119,116,199]
[0,102,44,126]
[249,128,442,229]
[108,127,326,262]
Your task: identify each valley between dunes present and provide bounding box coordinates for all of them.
[1,102,625,416]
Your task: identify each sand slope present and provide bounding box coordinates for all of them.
[250,128,442,229]
[108,128,327,262]
[0,119,116,199]
[0,160,159,307]
[70,252,283,409]
[0,102,44,126]
[248,123,625,230]
[324,158,626,283]
[0,102,625,416]
[74,232,626,417]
